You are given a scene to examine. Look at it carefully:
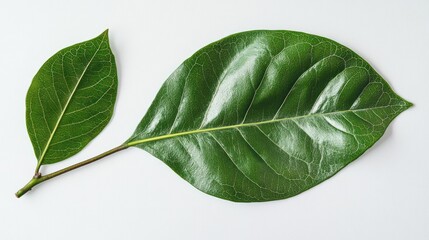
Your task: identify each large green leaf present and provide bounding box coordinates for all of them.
[26,30,117,166]
[127,30,411,202]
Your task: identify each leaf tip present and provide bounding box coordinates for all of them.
[102,29,109,37]
[406,101,414,108]
[402,98,414,109]
[96,29,109,40]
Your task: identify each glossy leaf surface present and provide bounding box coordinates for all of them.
[127,30,411,202]
[26,30,117,165]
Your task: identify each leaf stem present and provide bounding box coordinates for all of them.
[15,144,128,198]
[34,162,42,176]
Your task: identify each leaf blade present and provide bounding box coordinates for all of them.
[26,30,117,165]
[127,30,411,202]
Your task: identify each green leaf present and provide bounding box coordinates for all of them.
[126,30,411,202]
[26,30,117,166]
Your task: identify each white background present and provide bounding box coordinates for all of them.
[1,1,428,239]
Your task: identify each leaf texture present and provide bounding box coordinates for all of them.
[26,30,117,165]
[127,30,411,202]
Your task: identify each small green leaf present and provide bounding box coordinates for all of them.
[26,30,117,166]
[127,30,411,202]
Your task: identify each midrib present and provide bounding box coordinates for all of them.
[37,34,106,164]
[127,104,404,146]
